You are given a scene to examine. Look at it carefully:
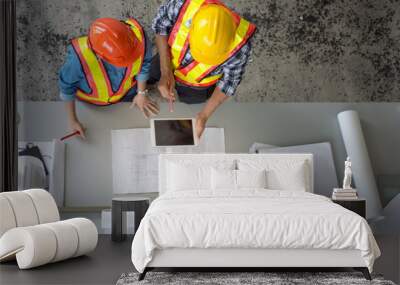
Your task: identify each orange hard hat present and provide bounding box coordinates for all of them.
[89,18,140,67]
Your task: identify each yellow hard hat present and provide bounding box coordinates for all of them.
[189,4,237,65]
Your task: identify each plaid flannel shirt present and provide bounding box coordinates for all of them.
[152,0,253,96]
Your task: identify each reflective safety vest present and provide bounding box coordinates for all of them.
[71,19,145,105]
[168,0,256,88]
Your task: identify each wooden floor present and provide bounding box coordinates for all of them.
[0,234,397,285]
[0,235,134,285]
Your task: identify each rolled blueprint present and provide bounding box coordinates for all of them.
[337,110,382,219]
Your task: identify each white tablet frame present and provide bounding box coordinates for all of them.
[150,118,198,147]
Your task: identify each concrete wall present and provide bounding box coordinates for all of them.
[15,2,400,281]
[18,101,400,207]
[16,0,400,102]
[16,0,400,218]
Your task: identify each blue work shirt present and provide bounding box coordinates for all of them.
[59,32,152,102]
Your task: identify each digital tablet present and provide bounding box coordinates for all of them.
[150,118,198,147]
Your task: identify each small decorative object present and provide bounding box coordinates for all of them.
[333,157,358,200]
[343,157,352,190]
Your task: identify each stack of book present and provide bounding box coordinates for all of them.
[332,188,358,200]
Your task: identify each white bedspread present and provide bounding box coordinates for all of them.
[131,190,380,272]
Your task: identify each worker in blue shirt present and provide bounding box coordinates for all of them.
[59,18,157,138]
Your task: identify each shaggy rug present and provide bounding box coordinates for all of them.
[116,271,396,285]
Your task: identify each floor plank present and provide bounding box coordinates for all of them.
[0,235,133,285]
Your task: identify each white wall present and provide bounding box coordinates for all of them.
[18,101,400,207]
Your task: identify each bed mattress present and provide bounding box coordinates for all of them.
[131,190,380,273]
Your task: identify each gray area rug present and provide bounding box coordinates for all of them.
[117,272,396,285]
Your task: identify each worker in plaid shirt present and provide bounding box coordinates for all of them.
[150,0,256,138]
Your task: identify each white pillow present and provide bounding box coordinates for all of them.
[166,159,236,192]
[238,159,309,191]
[236,169,267,189]
[211,168,236,190]
[167,162,211,191]
[211,169,268,190]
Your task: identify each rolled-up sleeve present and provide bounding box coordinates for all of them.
[58,45,84,101]
[136,33,153,82]
[59,92,75,101]
[152,0,183,36]
[217,42,252,97]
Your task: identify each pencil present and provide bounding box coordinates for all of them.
[60,130,80,141]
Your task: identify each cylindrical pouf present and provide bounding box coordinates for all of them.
[337,110,382,219]
[0,196,17,237]
[63,218,98,257]
[42,221,79,262]
[24,189,60,223]
[0,192,39,227]
[0,226,57,269]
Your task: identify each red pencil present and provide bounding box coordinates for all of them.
[60,130,80,141]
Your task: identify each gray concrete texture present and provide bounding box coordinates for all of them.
[16,0,400,102]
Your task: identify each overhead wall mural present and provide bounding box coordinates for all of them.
[17,0,400,102]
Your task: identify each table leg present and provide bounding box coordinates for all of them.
[112,201,123,242]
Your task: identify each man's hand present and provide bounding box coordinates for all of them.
[65,101,85,139]
[195,113,208,140]
[155,35,176,102]
[130,93,159,118]
[158,70,176,101]
[69,119,86,139]
[195,87,229,139]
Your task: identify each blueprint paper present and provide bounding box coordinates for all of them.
[257,142,338,197]
[338,110,382,219]
[111,128,225,194]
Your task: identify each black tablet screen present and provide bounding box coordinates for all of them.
[154,120,195,146]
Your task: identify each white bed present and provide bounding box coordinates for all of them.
[131,154,380,280]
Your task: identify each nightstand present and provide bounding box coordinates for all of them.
[332,198,366,218]
[111,193,158,242]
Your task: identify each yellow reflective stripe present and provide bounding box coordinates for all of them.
[76,90,107,104]
[108,93,123,103]
[76,37,109,102]
[183,62,215,82]
[197,73,222,84]
[126,20,143,43]
[121,21,144,95]
[175,70,222,85]
[170,0,205,69]
[124,58,141,91]
[109,58,142,103]
[232,18,250,47]
[108,58,142,103]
